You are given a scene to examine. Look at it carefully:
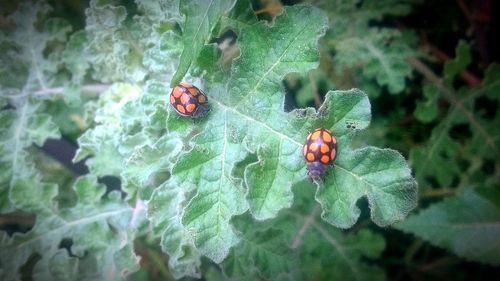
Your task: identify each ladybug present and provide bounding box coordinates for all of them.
[170,82,209,118]
[303,128,337,178]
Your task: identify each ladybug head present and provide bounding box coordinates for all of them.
[306,161,327,178]
[192,104,210,119]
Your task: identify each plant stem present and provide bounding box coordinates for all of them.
[407,57,497,153]
[422,43,480,86]
[404,239,424,265]
[419,256,460,272]
[421,188,456,198]
[291,204,320,249]
[0,213,35,226]
[34,84,110,96]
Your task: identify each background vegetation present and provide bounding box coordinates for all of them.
[0,0,498,280]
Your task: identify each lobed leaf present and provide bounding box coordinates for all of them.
[217,182,387,281]
[0,101,60,212]
[171,0,236,86]
[65,1,418,276]
[0,175,143,280]
[148,181,201,279]
[154,4,417,265]
[167,6,329,263]
[222,215,295,281]
[73,84,141,177]
[316,146,417,228]
[85,0,147,82]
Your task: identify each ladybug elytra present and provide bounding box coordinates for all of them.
[303,128,337,178]
[170,82,209,118]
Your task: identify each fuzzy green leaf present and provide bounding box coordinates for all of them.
[68,2,418,274]
[135,0,181,23]
[222,216,294,281]
[148,181,201,279]
[62,30,89,84]
[168,6,328,263]
[0,101,60,212]
[217,182,387,281]
[316,147,418,228]
[414,84,439,122]
[156,5,416,265]
[171,0,236,86]
[319,0,416,94]
[396,188,500,265]
[85,0,147,82]
[0,175,143,281]
[73,84,141,177]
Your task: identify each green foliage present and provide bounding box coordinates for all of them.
[0,2,68,212]
[217,183,387,281]
[0,101,60,211]
[410,42,500,189]
[403,41,500,271]
[316,0,418,95]
[8,0,499,280]
[396,188,500,265]
[171,0,236,86]
[0,175,143,281]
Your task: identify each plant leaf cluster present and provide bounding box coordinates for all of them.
[399,41,500,266]
[0,0,445,280]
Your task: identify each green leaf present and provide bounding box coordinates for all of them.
[74,84,141,177]
[121,134,183,200]
[318,0,417,94]
[222,215,294,280]
[3,2,72,95]
[153,4,416,265]
[302,226,386,281]
[169,6,328,263]
[135,0,182,23]
[170,0,236,86]
[0,101,60,212]
[62,30,89,84]
[85,0,147,82]
[219,182,387,280]
[316,147,418,228]
[148,181,201,279]
[218,0,258,34]
[143,31,183,77]
[414,84,439,122]
[335,29,414,94]
[396,188,500,265]
[443,41,472,85]
[67,2,417,275]
[291,182,386,281]
[1,175,143,280]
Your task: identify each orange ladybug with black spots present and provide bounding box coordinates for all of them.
[303,128,337,178]
[170,82,209,118]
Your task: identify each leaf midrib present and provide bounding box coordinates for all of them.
[404,221,500,230]
[312,220,361,281]
[211,97,375,189]
[16,207,131,249]
[231,10,314,108]
[11,102,29,182]
[186,0,215,44]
